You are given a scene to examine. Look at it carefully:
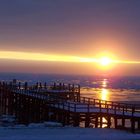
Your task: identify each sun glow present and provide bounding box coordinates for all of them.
[0,51,140,66]
[99,57,112,66]
[0,51,86,63]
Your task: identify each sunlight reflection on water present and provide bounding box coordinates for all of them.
[101,88,109,101]
[100,79,110,101]
[80,78,140,128]
[80,77,140,102]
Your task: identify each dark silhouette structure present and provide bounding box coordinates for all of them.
[0,80,140,133]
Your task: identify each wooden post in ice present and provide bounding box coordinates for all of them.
[73,113,80,127]
[85,113,90,127]
[122,118,125,128]
[114,118,118,129]
[107,116,111,128]
[95,117,98,128]
[131,118,135,133]
[100,116,103,128]
[138,120,140,129]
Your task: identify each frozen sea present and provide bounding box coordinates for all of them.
[0,73,140,103]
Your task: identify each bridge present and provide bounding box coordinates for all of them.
[0,80,140,133]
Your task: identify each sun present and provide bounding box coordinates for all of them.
[99,57,111,66]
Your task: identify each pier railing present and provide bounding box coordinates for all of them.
[13,87,139,117]
[0,81,140,118]
[7,81,80,93]
[15,90,140,117]
[77,96,140,116]
[48,96,140,117]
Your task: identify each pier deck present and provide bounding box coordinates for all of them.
[0,81,140,133]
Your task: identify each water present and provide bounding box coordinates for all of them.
[0,73,140,103]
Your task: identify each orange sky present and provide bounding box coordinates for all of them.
[0,51,140,76]
[0,0,140,76]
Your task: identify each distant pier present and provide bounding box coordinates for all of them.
[0,80,140,133]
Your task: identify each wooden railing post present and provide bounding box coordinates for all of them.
[53,82,55,89]
[68,102,70,111]
[58,82,60,90]
[44,82,47,89]
[107,104,109,113]
[123,106,124,115]
[132,106,135,117]
[99,100,101,112]
[18,82,21,89]
[24,82,28,90]
[87,104,89,113]
[72,84,74,92]
[74,104,76,112]
[68,84,71,91]
[83,97,85,103]
[114,105,116,115]
[94,99,95,105]
[39,82,42,89]
[88,98,90,104]
[62,83,65,90]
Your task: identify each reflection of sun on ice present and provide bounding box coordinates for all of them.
[101,79,109,100]
[102,79,107,88]
[101,88,109,101]
[99,57,111,66]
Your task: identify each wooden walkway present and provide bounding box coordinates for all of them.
[0,80,140,133]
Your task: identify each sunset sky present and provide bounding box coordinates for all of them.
[0,0,140,76]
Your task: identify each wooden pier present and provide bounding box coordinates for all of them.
[0,80,140,133]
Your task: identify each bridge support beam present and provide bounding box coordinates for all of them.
[66,112,70,125]
[114,118,118,129]
[131,118,135,133]
[73,113,80,127]
[138,120,140,129]
[62,111,66,126]
[100,116,103,128]
[94,116,98,128]
[122,118,125,128]
[85,114,90,127]
[107,116,111,128]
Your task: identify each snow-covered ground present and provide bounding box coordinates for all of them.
[0,123,139,140]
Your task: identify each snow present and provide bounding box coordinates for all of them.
[0,115,16,127]
[52,103,140,117]
[0,123,139,140]
[28,122,63,128]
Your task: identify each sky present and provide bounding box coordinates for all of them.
[0,0,140,76]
